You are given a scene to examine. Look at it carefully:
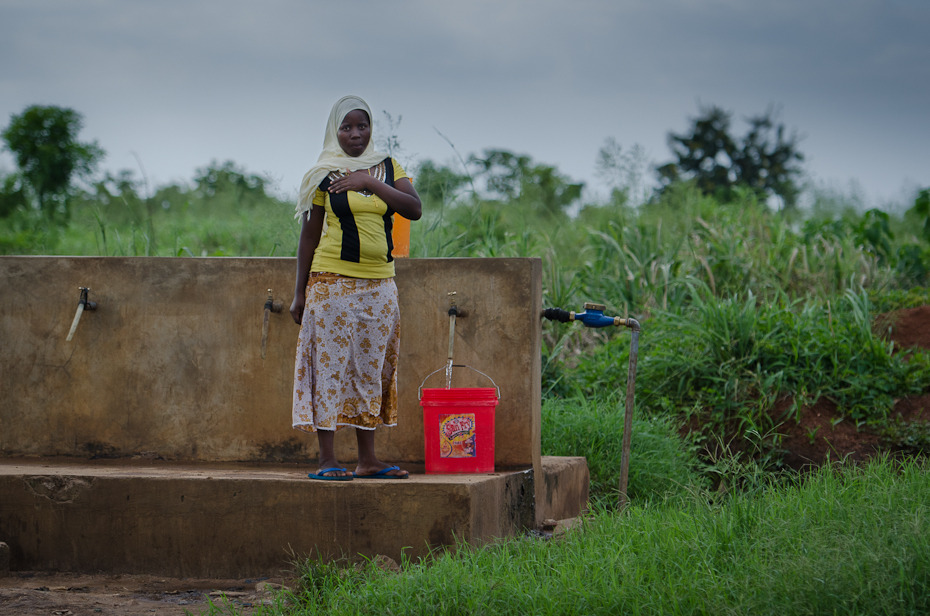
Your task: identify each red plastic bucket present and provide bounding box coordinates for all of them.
[420,387,498,474]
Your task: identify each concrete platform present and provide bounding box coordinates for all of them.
[0,456,588,579]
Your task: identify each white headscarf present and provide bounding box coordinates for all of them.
[295,95,389,219]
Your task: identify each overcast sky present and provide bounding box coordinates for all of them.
[1,0,927,209]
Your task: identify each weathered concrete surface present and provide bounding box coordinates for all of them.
[538,456,590,522]
[0,256,540,470]
[0,456,585,578]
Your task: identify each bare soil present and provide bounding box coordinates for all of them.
[0,571,289,615]
[775,305,930,469]
[2,306,928,615]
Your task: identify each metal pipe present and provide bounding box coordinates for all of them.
[445,292,463,387]
[618,317,640,510]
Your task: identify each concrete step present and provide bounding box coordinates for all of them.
[0,456,587,578]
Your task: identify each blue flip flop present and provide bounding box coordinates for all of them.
[308,467,353,481]
[353,465,409,479]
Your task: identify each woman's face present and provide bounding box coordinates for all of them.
[337,109,371,157]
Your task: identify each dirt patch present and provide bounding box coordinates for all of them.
[770,305,930,470]
[679,305,930,470]
[877,304,930,352]
[0,571,290,615]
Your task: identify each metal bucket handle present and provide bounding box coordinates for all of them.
[418,364,501,400]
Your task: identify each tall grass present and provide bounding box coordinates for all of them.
[3,173,299,256]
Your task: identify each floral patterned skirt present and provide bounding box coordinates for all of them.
[292,273,399,432]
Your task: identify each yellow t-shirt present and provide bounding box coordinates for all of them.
[310,158,408,279]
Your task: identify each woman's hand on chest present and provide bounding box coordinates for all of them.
[327,170,376,195]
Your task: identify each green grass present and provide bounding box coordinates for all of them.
[541,395,706,505]
[552,287,930,451]
[204,458,929,615]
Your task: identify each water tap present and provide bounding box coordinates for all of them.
[65,287,97,342]
[448,291,467,318]
[261,289,284,359]
[264,289,284,313]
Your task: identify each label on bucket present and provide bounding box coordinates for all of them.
[439,413,476,458]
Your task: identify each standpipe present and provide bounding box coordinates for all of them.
[542,303,641,510]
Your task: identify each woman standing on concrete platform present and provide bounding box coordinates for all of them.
[290,95,421,481]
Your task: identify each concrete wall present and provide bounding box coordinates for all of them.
[0,257,542,470]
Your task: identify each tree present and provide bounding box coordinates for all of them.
[596,138,649,205]
[0,174,28,219]
[412,159,471,207]
[194,160,270,207]
[910,187,930,243]
[734,111,805,208]
[469,149,583,216]
[2,105,103,222]
[657,105,804,208]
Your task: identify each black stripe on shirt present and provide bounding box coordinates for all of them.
[382,158,396,263]
[319,176,361,263]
